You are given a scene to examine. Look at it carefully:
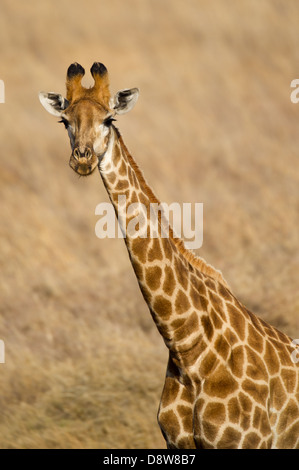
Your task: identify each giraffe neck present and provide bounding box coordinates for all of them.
[98,127,228,354]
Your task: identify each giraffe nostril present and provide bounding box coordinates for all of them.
[73,148,81,160]
[85,148,92,160]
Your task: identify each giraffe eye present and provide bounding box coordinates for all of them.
[103,116,116,127]
[58,118,69,129]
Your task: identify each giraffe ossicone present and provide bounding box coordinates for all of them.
[39,63,299,449]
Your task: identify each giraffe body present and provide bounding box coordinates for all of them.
[39,63,299,449]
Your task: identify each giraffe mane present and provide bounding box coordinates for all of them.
[117,131,230,290]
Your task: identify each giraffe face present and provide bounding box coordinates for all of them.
[39,62,139,177]
[62,99,112,176]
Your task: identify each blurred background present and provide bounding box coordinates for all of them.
[0,0,299,449]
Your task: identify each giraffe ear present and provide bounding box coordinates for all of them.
[111,88,139,115]
[39,92,69,117]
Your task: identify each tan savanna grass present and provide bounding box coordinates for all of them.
[0,0,299,448]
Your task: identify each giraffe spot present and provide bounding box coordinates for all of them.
[113,144,121,164]
[205,277,215,290]
[199,350,218,376]
[203,402,226,426]
[281,367,297,394]
[106,172,116,184]
[153,295,172,320]
[118,160,127,176]
[163,266,175,296]
[242,379,268,406]
[228,397,240,424]
[161,237,173,261]
[245,347,268,381]
[246,309,261,332]
[160,377,180,408]
[223,327,239,346]
[195,397,205,413]
[171,317,185,331]
[208,289,222,309]
[115,179,129,191]
[214,334,230,361]
[259,410,271,437]
[247,363,268,382]
[269,376,287,411]
[175,289,191,314]
[148,238,163,262]
[145,266,162,291]
[218,282,232,301]
[173,312,198,342]
[190,286,208,311]
[138,192,148,207]
[239,392,253,413]
[217,426,242,449]
[227,345,245,379]
[210,307,223,329]
[130,190,138,204]
[247,323,264,353]
[264,341,280,375]
[277,343,295,367]
[204,367,239,399]
[201,315,214,341]
[199,294,208,310]
[277,398,298,434]
[131,236,150,263]
[240,413,251,431]
[277,420,299,449]
[242,431,261,449]
[253,406,266,432]
[133,260,143,281]
[190,275,207,295]
[181,386,194,404]
[202,421,219,442]
[174,256,188,290]
[177,404,193,433]
[158,410,180,442]
[226,302,246,341]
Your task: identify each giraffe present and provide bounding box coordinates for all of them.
[39,62,299,449]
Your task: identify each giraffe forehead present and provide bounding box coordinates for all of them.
[65,99,108,125]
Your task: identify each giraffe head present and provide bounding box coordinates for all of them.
[39,62,139,176]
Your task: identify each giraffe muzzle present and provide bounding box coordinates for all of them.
[69,147,98,176]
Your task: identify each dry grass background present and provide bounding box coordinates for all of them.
[0,0,299,449]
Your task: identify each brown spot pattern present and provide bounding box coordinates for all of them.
[145,266,162,290]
